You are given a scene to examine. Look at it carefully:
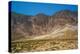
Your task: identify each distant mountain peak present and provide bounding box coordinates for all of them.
[55,10,73,14]
[51,10,77,18]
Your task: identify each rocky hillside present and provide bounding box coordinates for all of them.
[11,10,78,41]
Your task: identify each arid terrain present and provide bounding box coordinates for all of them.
[11,39,77,52]
[11,10,78,52]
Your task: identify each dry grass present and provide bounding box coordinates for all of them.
[11,39,78,53]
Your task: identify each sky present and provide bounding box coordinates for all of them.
[10,1,78,16]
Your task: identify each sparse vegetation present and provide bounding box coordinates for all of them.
[11,39,78,53]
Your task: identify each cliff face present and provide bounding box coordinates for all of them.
[11,10,78,40]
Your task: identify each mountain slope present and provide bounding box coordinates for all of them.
[11,10,78,41]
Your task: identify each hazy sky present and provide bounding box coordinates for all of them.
[10,1,78,16]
